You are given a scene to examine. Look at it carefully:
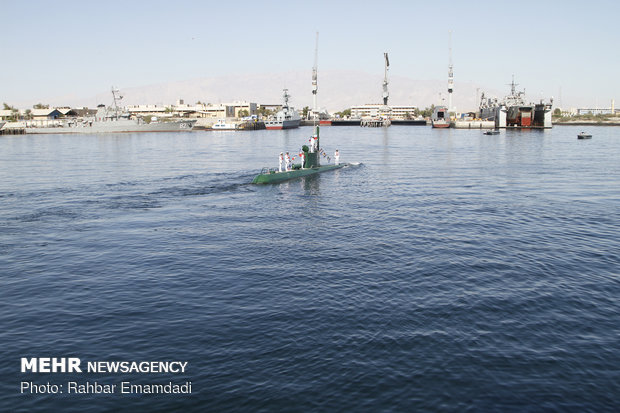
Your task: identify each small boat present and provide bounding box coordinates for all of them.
[577,132,592,139]
[212,119,237,130]
[483,130,500,135]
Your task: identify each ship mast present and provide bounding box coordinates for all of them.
[312,32,319,120]
[383,52,390,106]
[447,31,454,115]
[283,89,290,110]
[111,86,123,118]
[510,74,518,96]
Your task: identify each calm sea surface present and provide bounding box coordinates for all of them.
[1,125,619,412]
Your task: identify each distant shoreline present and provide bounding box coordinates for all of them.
[554,120,620,126]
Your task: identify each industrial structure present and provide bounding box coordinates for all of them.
[447,31,454,114]
[383,53,390,106]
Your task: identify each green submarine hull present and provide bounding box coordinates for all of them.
[252,163,347,184]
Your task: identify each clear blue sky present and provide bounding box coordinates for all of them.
[2,0,618,109]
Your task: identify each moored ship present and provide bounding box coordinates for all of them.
[479,78,553,128]
[25,88,196,134]
[431,106,450,128]
[212,119,238,130]
[264,89,301,130]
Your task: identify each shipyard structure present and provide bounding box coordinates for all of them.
[479,78,553,128]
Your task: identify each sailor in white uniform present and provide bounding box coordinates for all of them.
[334,149,340,165]
[279,152,284,172]
[285,152,291,171]
[299,151,305,169]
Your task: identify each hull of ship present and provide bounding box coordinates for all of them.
[431,120,450,128]
[212,125,237,130]
[25,120,196,134]
[505,105,553,128]
[264,119,301,130]
[480,105,552,128]
[479,107,498,121]
[252,163,347,184]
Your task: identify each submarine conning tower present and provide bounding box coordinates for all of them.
[303,125,321,168]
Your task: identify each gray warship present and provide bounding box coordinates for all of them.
[25,88,196,134]
[478,77,553,128]
[263,89,301,130]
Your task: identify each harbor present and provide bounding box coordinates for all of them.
[0,55,570,135]
[1,47,611,134]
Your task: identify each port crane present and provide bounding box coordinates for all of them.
[447,31,454,115]
[382,52,390,106]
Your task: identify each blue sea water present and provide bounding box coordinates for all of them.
[1,125,619,412]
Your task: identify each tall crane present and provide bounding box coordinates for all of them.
[312,32,319,118]
[383,52,390,106]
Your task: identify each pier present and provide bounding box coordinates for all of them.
[452,120,495,129]
[0,127,26,135]
[361,118,391,127]
[391,119,427,126]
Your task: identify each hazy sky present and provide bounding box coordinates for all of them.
[1,0,618,109]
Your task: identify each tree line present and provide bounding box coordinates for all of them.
[2,103,51,120]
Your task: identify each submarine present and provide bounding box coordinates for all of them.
[251,126,348,184]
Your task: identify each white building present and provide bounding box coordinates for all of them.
[351,104,391,118]
[0,110,15,121]
[390,105,419,119]
[126,100,257,119]
[350,104,418,120]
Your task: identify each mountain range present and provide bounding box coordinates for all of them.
[43,71,506,113]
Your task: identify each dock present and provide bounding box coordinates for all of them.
[361,118,391,127]
[452,120,495,129]
[0,126,26,135]
[392,119,427,126]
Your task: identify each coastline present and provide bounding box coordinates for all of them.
[554,120,620,126]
